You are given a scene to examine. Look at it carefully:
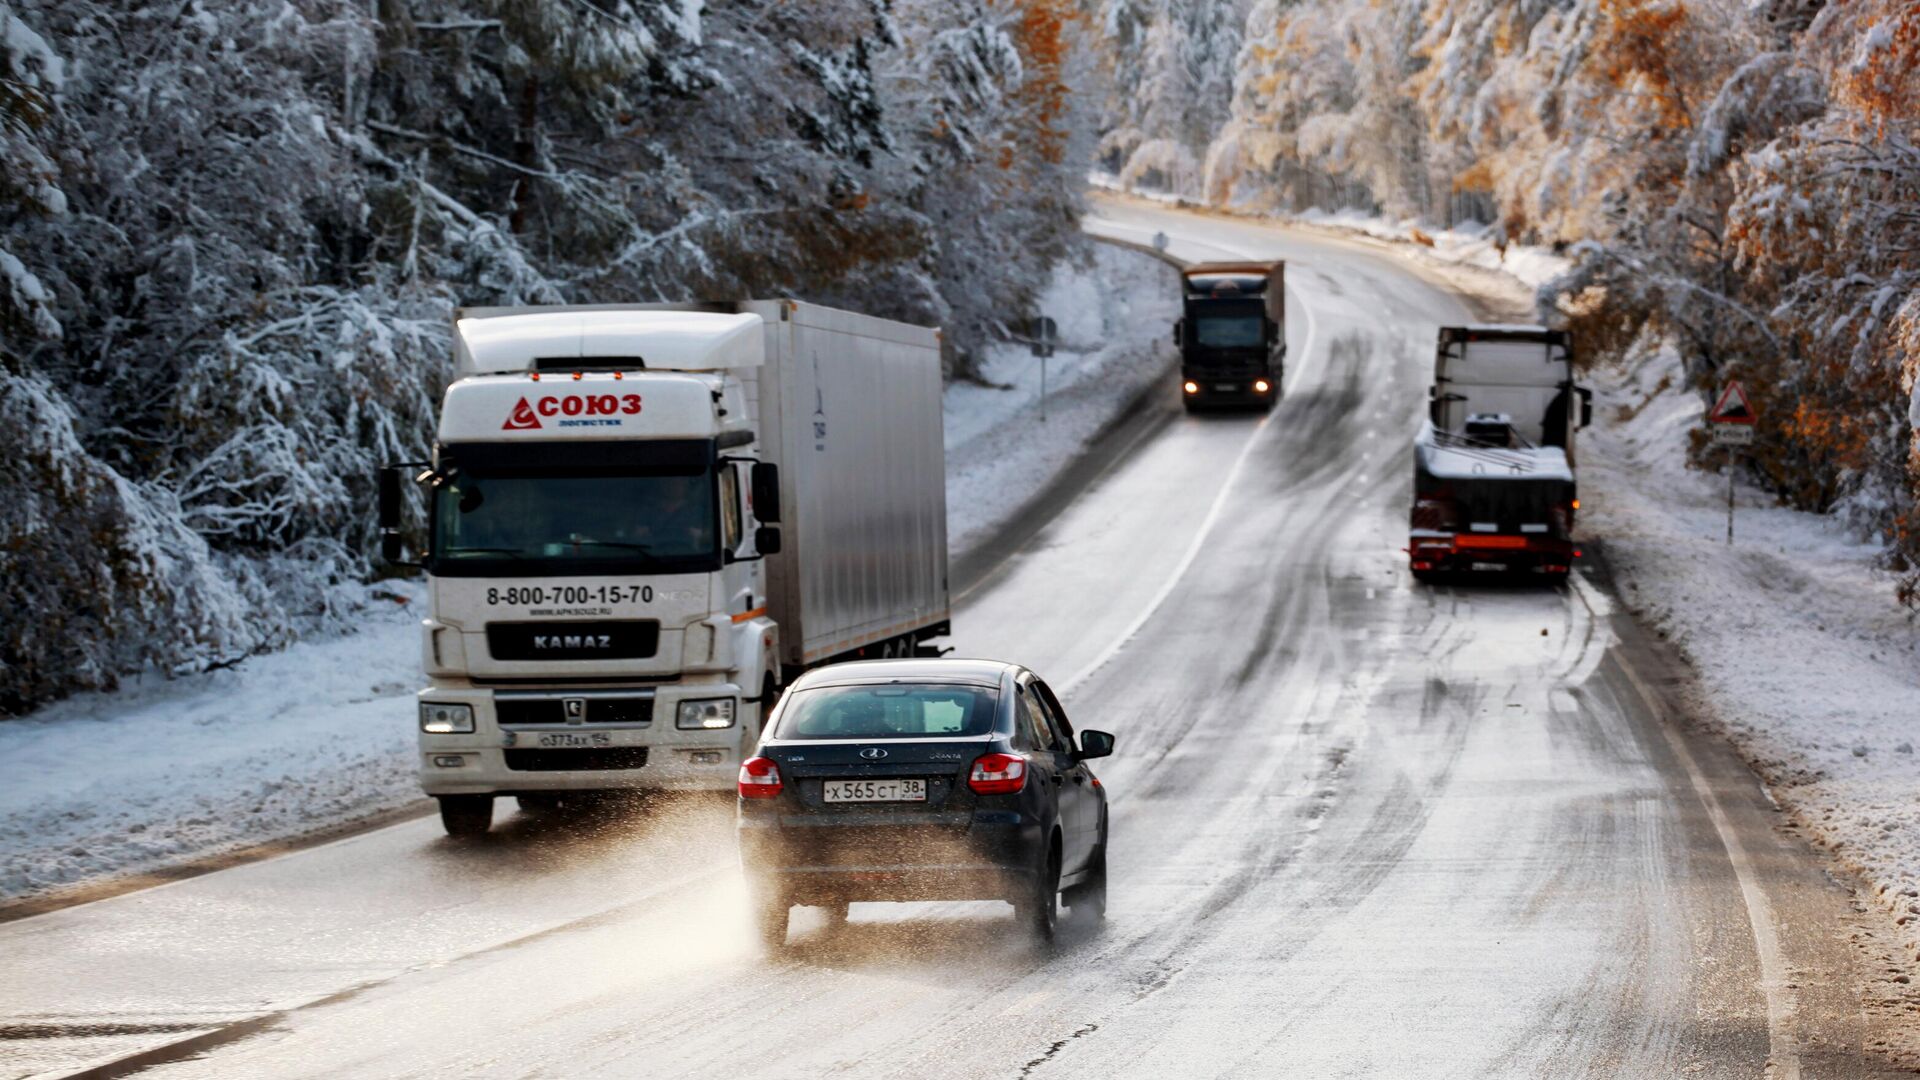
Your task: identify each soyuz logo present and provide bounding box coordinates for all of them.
[503,394,643,431]
[534,633,614,650]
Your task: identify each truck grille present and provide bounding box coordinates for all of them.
[495,696,654,726]
[486,621,659,661]
[504,747,650,772]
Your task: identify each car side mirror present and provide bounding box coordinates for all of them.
[751,462,782,524]
[755,525,782,557]
[1076,729,1115,760]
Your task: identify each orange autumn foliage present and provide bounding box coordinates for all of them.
[1593,0,1694,129]
[1009,0,1078,168]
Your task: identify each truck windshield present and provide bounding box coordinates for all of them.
[1194,314,1264,348]
[431,470,718,575]
[775,685,999,740]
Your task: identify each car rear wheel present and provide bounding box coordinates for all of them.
[753,885,791,951]
[438,795,493,837]
[1063,842,1107,922]
[1016,843,1061,944]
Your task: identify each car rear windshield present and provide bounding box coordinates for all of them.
[775,685,999,740]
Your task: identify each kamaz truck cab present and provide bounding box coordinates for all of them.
[378,301,949,836]
[1172,261,1285,411]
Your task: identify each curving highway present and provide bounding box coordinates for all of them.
[0,196,1903,1080]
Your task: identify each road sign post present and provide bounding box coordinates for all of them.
[1029,316,1057,422]
[1707,380,1758,544]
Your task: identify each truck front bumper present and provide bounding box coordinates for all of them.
[1182,369,1279,406]
[417,684,750,795]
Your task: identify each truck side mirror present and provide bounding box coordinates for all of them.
[1576,386,1594,429]
[1266,321,1279,344]
[1172,320,1183,347]
[378,466,408,565]
[377,464,425,568]
[378,466,403,531]
[754,525,782,557]
[751,462,782,524]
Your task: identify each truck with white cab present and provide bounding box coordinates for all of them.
[1408,325,1591,581]
[379,301,950,835]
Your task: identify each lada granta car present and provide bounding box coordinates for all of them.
[736,659,1114,947]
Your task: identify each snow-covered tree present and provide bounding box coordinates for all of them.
[0,0,1096,715]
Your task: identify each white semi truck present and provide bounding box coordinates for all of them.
[378,301,950,835]
[1408,324,1592,582]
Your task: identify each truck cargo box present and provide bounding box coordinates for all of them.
[747,301,949,668]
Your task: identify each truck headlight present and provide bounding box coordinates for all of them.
[420,703,475,734]
[676,698,736,730]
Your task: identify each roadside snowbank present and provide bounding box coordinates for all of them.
[0,583,424,900]
[1582,350,1920,971]
[0,244,1176,906]
[945,244,1178,555]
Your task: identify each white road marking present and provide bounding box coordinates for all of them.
[1596,585,1802,1080]
[1058,237,1322,695]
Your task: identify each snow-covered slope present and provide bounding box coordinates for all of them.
[945,244,1178,555]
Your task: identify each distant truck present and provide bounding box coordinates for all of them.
[379,301,951,835]
[1408,325,1592,581]
[1172,261,1285,410]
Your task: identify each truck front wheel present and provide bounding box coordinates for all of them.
[438,794,493,837]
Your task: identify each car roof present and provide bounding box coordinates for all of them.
[789,657,1019,690]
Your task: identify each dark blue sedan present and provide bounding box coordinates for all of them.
[736,659,1114,948]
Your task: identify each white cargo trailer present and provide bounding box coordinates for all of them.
[379,300,949,835]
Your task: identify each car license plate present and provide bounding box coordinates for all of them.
[823,778,927,803]
[535,731,612,749]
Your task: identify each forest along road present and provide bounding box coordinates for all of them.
[2,198,1906,1080]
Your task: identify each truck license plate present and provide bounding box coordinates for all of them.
[1214,383,1237,392]
[535,731,612,749]
[823,778,927,803]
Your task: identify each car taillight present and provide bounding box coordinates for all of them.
[969,753,1027,795]
[738,756,782,799]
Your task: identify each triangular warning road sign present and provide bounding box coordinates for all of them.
[1709,381,1756,424]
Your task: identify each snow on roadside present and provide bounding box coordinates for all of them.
[0,243,1177,906]
[0,582,424,901]
[1582,349,1920,972]
[945,244,1178,555]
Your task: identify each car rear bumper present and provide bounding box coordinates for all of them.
[738,815,1043,902]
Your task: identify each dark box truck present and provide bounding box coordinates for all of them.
[1172,261,1285,411]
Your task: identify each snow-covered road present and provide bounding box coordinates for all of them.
[2,198,1907,1079]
